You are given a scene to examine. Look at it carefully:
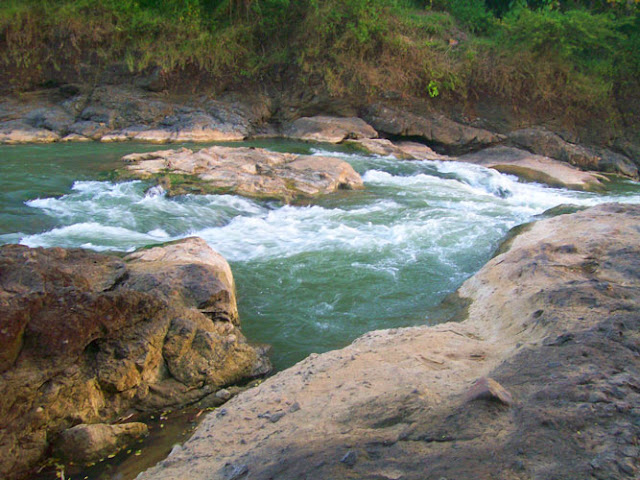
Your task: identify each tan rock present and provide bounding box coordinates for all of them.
[61,133,92,142]
[459,146,606,191]
[122,146,364,202]
[283,116,377,144]
[0,125,60,144]
[346,138,448,160]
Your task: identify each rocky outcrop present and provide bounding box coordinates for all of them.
[508,127,639,179]
[282,116,377,144]
[122,146,364,202]
[362,103,505,154]
[459,146,607,191]
[0,237,270,480]
[54,422,149,464]
[138,204,640,480]
[0,85,270,144]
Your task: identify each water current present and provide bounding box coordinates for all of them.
[2,141,640,370]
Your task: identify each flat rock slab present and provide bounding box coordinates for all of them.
[345,138,448,160]
[459,146,606,191]
[138,204,640,480]
[122,146,364,202]
[282,116,378,144]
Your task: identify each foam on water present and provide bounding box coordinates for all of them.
[9,145,640,369]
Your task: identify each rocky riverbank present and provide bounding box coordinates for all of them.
[136,204,640,480]
[0,238,271,480]
[1,85,638,191]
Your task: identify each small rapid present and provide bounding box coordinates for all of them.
[2,142,640,368]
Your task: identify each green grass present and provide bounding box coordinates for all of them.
[0,0,638,128]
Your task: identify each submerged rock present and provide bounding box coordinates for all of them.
[282,116,377,144]
[0,237,270,480]
[54,422,149,465]
[122,145,364,202]
[137,204,640,480]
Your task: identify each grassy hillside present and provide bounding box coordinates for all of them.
[1,0,639,127]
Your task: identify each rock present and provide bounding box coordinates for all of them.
[24,107,75,135]
[345,138,447,160]
[465,377,513,406]
[60,133,92,142]
[340,451,358,467]
[137,204,640,480]
[216,389,232,400]
[122,146,364,202]
[508,127,638,178]
[68,120,112,140]
[0,121,60,144]
[0,237,270,480]
[54,422,148,464]
[458,146,606,191]
[283,116,377,144]
[362,104,504,154]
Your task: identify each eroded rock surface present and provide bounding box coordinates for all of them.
[138,204,640,480]
[122,146,364,202]
[0,237,270,480]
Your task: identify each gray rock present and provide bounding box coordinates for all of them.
[362,104,504,154]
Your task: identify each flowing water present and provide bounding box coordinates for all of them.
[2,141,640,371]
[3,140,640,480]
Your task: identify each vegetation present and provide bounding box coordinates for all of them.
[1,0,639,124]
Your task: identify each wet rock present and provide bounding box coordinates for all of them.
[362,104,504,154]
[0,238,270,479]
[216,389,232,400]
[54,422,148,465]
[122,146,364,202]
[283,116,377,144]
[459,146,606,191]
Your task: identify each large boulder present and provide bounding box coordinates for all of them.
[0,237,270,480]
[282,116,377,144]
[508,127,638,179]
[362,104,504,154]
[122,146,364,202]
[459,146,606,191]
[138,204,640,480]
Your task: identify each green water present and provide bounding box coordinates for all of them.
[2,141,640,370]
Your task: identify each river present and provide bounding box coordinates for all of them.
[2,140,640,371]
